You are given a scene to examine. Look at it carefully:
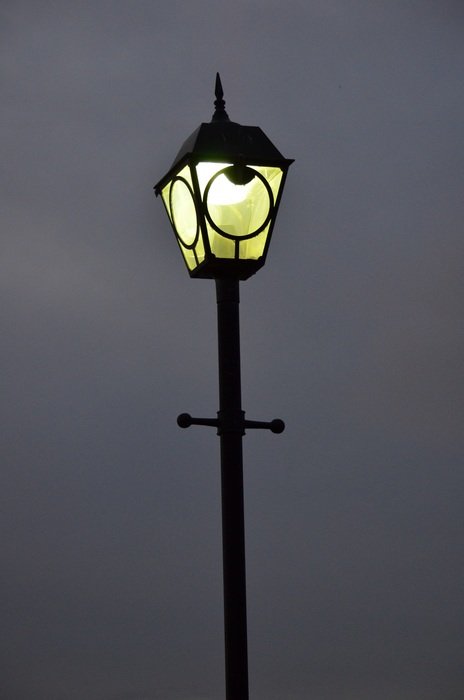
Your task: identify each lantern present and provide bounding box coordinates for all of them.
[154,74,293,280]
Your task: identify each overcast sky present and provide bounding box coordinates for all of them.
[1,2,463,699]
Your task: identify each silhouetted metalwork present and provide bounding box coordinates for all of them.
[154,75,292,700]
[154,74,293,280]
[213,72,229,121]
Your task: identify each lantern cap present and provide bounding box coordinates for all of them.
[154,76,293,195]
[170,120,291,165]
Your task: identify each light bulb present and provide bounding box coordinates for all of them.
[196,163,255,205]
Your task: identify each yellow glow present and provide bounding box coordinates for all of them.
[196,162,252,205]
[206,165,282,245]
[196,162,231,192]
[161,162,285,269]
[161,165,205,271]
[170,179,197,246]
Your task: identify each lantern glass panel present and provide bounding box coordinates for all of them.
[196,163,283,261]
[161,165,205,271]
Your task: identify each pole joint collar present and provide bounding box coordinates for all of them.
[216,409,246,436]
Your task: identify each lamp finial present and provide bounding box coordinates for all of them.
[212,72,229,122]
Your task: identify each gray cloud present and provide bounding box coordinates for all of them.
[1,1,463,698]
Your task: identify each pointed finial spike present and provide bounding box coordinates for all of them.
[212,72,229,121]
[215,72,224,101]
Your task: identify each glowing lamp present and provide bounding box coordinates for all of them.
[154,74,293,280]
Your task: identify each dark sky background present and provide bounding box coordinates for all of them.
[2,2,463,699]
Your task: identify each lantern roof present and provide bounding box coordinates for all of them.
[172,120,288,164]
[155,74,293,194]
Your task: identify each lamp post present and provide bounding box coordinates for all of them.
[154,74,293,700]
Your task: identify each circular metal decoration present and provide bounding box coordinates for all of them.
[203,166,274,240]
[169,177,199,248]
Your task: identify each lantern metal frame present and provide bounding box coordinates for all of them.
[154,75,293,700]
[154,76,293,280]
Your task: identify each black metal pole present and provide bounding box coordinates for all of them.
[215,277,249,700]
[178,279,284,697]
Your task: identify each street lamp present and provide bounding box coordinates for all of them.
[154,74,293,700]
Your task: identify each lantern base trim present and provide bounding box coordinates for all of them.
[187,257,265,280]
